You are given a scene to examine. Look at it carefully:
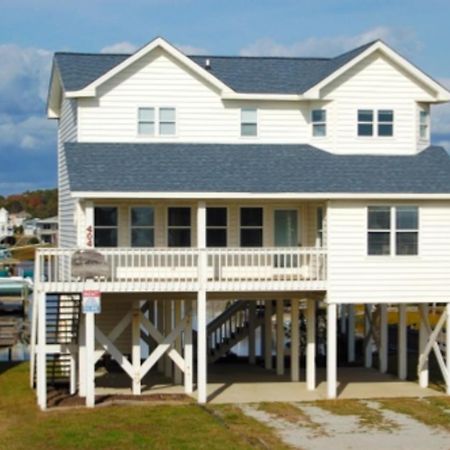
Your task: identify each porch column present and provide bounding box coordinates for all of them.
[291,299,299,382]
[398,304,408,380]
[419,303,429,388]
[446,302,450,395]
[327,302,337,399]
[69,350,77,395]
[379,304,388,374]
[174,301,183,384]
[78,315,86,396]
[248,302,256,364]
[306,299,316,390]
[264,300,272,370]
[276,299,285,375]
[184,300,193,394]
[157,300,164,373]
[85,310,95,407]
[364,304,373,368]
[347,304,355,363]
[340,305,347,335]
[197,201,207,404]
[36,291,47,410]
[132,300,141,395]
[164,301,173,379]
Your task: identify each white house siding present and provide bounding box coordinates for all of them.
[327,200,450,303]
[76,48,436,154]
[77,48,310,144]
[58,98,77,249]
[321,51,434,155]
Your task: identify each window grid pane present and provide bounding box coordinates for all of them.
[312,110,326,123]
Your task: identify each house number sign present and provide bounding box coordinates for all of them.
[86,225,93,247]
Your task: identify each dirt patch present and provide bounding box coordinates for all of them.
[47,387,192,409]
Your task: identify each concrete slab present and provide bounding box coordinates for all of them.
[94,362,441,403]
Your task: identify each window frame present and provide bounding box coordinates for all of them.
[367,205,419,257]
[316,206,324,247]
[167,206,192,247]
[419,109,429,140]
[129,206,155,248]
[94,206,118,248]
[311,109,327,137]
[137,106,176,137]
[357,109,394,137]
[239,206,264,247]
[240,108,258,137]
[137,107,155,136]
[206,206,228,248]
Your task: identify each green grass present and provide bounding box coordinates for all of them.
[0,362,287,450]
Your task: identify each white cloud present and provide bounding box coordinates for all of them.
[240,26,422,57]
[100,41,138,54]
[0,114,56,152]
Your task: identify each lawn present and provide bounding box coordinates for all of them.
[0,362,288,450]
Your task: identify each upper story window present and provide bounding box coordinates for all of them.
[419,110,429,139]
[138,108,155,135]
[357,109,394,137]
[94,207,118,247]
[241,108,257,136]
[159,108,176,135]
[240,207,263,247]
[130,207,154,247]
[367,206,418,256]
[168,207,191,247]
[312,110,327,137]
[138,107,176,136]
[206,207,227,247]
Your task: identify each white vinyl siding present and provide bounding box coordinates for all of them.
[58,97,78,251]
[327,200,450,303]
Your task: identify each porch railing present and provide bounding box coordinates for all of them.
[36,247,327,293]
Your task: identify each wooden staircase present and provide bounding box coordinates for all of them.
[207,300,272,363]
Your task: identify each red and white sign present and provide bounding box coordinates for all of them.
[82,289,101,314]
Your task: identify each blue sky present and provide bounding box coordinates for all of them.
[1,0,450,194]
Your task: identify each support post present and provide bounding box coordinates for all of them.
[419,303,429,388]
[364,304,373,368]
[132,300,141,395]
[69,350,77,395]
[248,302,256,364]
[347,304,355,363]
[306,299,316,390]
[78,315,86,397]
[340,305,347,335]
[379,304,388,374]
[398,304,407,380]
[184,300,193,394]
[85,311,95,407]
[36,291,47,410]
[276,299,284,376]
[327,302,337,399]
[291,299,299,382]
[264,300,272,370]
[197,200,207,404]
[164,301,172,379]
[157,300,164,373]
[174,301,182,384]
[446,302,450,395]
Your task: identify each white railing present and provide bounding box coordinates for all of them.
[36,247,327,293]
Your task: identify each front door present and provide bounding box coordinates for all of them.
[274,209,299,247]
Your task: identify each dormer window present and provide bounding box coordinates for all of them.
[419,110,429,139]
[241,108,257,136]
[312,110,327,137]
[358,109,393,137]
[138,107,176,136]
[138,108,155,135]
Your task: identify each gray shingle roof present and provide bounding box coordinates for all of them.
[64,143,450,194]
[54,41,375,94]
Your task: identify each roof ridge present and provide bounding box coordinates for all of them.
[54,51,131,57]
[189,54,331,61]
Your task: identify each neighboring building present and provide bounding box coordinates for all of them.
[23,218,38,237]
[9,211,31,229]
[32,37,450,410]
[36,216,58,245]
[0,208,12,239]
